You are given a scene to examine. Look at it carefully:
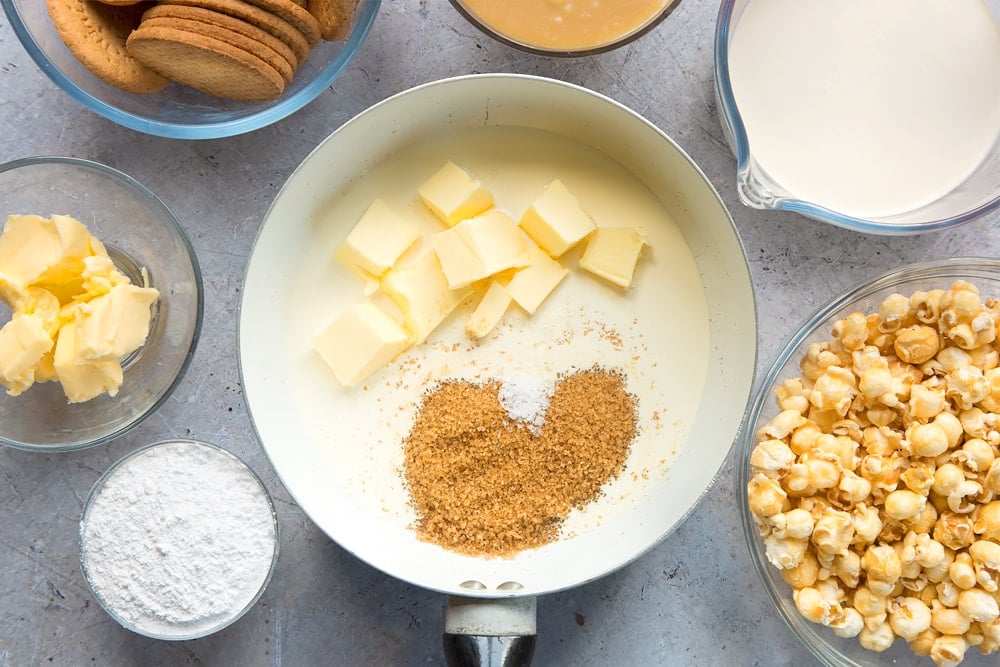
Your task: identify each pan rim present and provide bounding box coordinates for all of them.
[237,72,758,598]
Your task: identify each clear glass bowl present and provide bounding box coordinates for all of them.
[449,0,682,56]
[738,258,1000,666]
[714,0,1000,235]
[2,0,381,139]
[0,156,202,451]
[79,439,279,641]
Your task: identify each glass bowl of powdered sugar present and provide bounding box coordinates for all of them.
[79,439,278,640]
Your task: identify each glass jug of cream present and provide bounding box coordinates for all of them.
[715,0,1000,234]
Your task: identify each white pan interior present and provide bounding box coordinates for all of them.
[239,74,757,598]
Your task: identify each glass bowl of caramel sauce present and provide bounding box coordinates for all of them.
[450,0,682,56]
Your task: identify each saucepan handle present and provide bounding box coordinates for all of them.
[442,596,537,667]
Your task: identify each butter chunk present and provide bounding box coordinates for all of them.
[381,251,472,343]
[579,227,646,289]
[0,313,55,396]
[72,255,131,304]
[466,281,512,339]
[311,302,412,387]
[504,233,568,315]
[18,287,62,337]
[0,274,24,308]
[334,199,421,279]
[53,320,124,403]
[73,283,160,361]
[0,214,98,304]
[418,161,494,227]
[518,179,596,258]
[455,210,530,276]
[33,350,57,383]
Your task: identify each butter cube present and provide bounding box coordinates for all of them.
[418,161,494,227]
[431,227,487,289]
[381,251,472,343]
[455,210,530,276]
[504,233,568,315]
[0,313,55,396]
[73,283,159,361]
[518,180,596,258]
[311,302,412,387]
[53,320,124,403]
[334,199,421,278]
[579,227,646,289]
[466,281,512,339]
[433,210,530,289]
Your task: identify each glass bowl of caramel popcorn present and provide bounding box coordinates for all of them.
[0,156,202,451]
[740,258,1000,666]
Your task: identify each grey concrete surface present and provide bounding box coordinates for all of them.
[2,2,998,666]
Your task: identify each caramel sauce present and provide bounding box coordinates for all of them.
[457,0,674,52]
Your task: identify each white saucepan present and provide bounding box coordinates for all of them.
[238,73,757,665]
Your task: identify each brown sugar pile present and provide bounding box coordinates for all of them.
[402,368,637,557]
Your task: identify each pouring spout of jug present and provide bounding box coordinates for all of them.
[736,157,790,211]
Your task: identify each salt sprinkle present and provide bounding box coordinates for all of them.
[498,376,553,435]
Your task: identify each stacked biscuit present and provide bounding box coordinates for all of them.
[45,0,357,100]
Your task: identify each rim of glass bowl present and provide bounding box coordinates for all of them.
[712,0,1000,236]
[448,0,683,57]
[1,0,381,139]
[0,155,204,452]
[79,439,280,641]
[736,256,1000,666]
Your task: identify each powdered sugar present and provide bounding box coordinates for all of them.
[498,376,553,435]
[80,440,276,639]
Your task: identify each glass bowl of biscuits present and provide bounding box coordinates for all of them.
[739,257,1000,666]
[1,0,380,139]
[0,156,203,452]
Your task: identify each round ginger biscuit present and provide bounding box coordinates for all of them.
[139,16,296,84]
[238,0,321,46]
[156,0,312,63]
[141,4,299,71]
[306,0,352,42]
[44,0,169,94]
[126,24,286,100]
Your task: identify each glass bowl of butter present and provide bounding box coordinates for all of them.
[0,156,203,452]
